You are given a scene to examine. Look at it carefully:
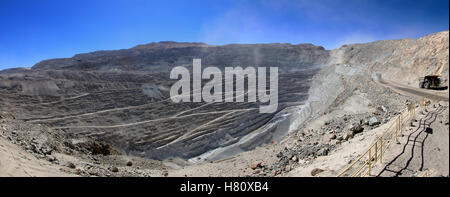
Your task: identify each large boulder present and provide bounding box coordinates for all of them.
[311,168,324,176]
[349,123,363,134]
[250,161,263,169]
[368,117,380,126]
[329,134,337,140]
[317,148,329,156]
[343,131,355,140]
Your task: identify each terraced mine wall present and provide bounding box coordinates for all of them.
[0,43,329,161]
[0,31,447,162]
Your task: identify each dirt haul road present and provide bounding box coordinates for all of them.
[372,76,449,177]
[378,77,449,101]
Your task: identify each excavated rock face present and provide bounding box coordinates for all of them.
[0,31,448,162]
[0,111,121,161]
[0,42,328,161]
[295,31,449,129]
[32,43,329,72]
[266,31,449,175]
[337,31,449,87]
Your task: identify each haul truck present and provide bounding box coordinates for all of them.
[419,75,441,89]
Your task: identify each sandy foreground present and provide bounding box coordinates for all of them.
[0,137,73,177]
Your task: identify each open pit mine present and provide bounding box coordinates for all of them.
[0,31,448,177]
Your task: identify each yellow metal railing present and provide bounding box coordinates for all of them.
[337,103,416,177]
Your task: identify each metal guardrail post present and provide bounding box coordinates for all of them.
[368,149,372,176]
[375,141,378,163]
[336,102,417,177]
[380,138,383,163]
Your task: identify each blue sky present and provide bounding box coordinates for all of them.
[0,0,448,69]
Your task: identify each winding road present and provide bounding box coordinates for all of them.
[372,76,449,177]
[377,77,449,101]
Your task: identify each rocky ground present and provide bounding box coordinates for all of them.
[167,31,449,177]
[0,112,167,177]
[168,74,417,177]
[262,76,412,176]
[0,31,448,177]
